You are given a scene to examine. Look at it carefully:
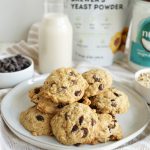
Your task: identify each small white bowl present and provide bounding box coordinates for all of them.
[0,55,34,89]
[134,68,150,104]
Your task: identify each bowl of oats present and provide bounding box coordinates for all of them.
[134,68,150,104]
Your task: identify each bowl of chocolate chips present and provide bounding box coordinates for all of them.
[0,54,34,88]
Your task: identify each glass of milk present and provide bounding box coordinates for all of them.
[39,0,73,73]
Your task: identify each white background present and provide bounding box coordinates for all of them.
[0,0,44,42]
[0,0,138,43]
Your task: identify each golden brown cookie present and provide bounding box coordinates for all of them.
[37,97,66,114]
[43,68,88,104]
[90,88,129,114]
[98,114,123,142]
[20,106,53,136]
[82,69,112,97]
[28,86,43,104]
[50,103,106,145]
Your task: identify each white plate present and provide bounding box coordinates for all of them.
[1,75,150,150]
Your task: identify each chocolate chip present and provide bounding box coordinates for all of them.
[71,125,78,132]
[93,75,100,82]
[89,96,96,101]
[108,123,116,130]
[99,84,104,91]
[57,103,65,108]
[34,87,41,94]
[69,71,76,76]
[15,54,22,59]
[79,116,84,125]
[0,55,31,73]
[36,115,44,121]
[89,83,93,85]
[81,128,88,138]
[111,99,115,102]
[114,92,120,97]
[111,101,117,107]
[7,65,15,72]
[75,90,81,96]
[109,113,115,119]
[62,86,67,89]
[65,113,68,120]
[74,143,81,146]
[109,135,118,141]
[90,105,97,110]
[91,118,96,126]
[78,99,84,103]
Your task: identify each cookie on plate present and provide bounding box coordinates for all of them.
[37,97,91,114]
[43,68,89,104]
[82,69,112,97]
[36,95,92,114]
[37,97,67,114]
[28,86,43,104]
[50,103,106,145]
[98,114,123,142]
[90,88,129,114]
[29,87,64,114]
[20,106,53,136]
[29,88,89,114]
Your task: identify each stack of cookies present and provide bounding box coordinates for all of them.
[20,67,130,146]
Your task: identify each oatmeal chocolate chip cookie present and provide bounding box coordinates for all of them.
[28,86,43,104]
[98,114,123,142]
[37,97,91,114]
[20,106,53,136]
[50,103,106,145]
[90,88,129,114]
[43,68,89,104]
[35,93,88,114]
[37,97,67,114]
[29,87,64,114]
[82,69,112,97]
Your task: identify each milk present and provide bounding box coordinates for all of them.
[39,1,72,73]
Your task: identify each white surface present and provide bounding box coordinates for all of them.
[134,68,150,104]
[0,0,43,42]
[0,0,137,43]
[0,54,34,88]
[1,75,150,150]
